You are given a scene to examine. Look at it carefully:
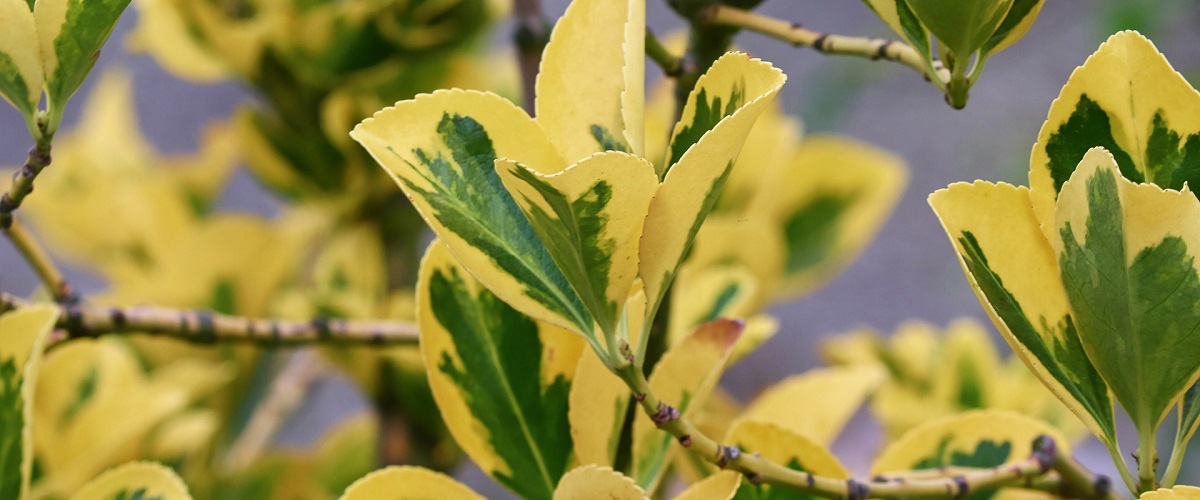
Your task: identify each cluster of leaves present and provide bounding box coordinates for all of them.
[7,0,1200,498]
[930,31,1200,494]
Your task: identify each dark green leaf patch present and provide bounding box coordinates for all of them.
[44,0,133,111]
[913,437,1011,500]
[111,488,164,500]
[782,193,856,275]
[429,265,573,500]
[393,113,592,333]
[982,0,1039,54]
[0,358,24,499]
[1143,112,1200,196]
[666,84,745,176]
[956,231,1116,443]
[1045,95,1139,193]
[0,52,35,119]
[590,125,630,153]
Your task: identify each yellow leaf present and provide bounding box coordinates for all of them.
[69,462,191,500]
[553,465,647,500]
[683,215,785,310]
[632,319,741,490]
[1029,31,1200,244]
[126,0,230,82]
[0,0,42,118]
[871,410,1070,479]
[338,466,483,500]
[726,420,849,477]
[536,0,645,159]
[668,264,757,346]
[739,365,883,446]
[1142,486,1200,499]
[0,305,58,500]
[640,53,785,327]
[673,470,741,500]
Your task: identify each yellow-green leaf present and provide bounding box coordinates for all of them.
[536,0,644,159]
[0,0,42,121]
[338,466,483,500]
[497,151,658,341]
[906,0,1013,58]
[1030,31,1200,243]
[668,265,757,346]
[0,305,58,500]
[725,420,848,499]
[674,470,741,500]
[632,319,741,490]
[554,465,647,500]
[684,215,784,310]
[738,365,883,446]
[1053,147,1200,433]
[352,89,595,335]
[871,410,1070,497]
[69,461,191,500]
[1142,486,1200,499]
[417,241,583,500]
[929,180,1118,447]
[640,53,785,326]
[34,0,132,125]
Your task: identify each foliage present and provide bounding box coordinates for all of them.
[1,0,1196,499]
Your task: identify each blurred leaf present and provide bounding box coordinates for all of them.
[69,462,191,500]
[553,465,646,500]
[0,305,58,500]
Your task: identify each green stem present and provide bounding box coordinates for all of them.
[1138,429,1159,493]
[1107,437,1141,495]
[645,30,683,78]
[5,219,75,303]
[1162,435,1188,488]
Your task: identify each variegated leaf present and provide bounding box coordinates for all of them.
[929,180,1118,447]
[871,410,1070,498]
[747,135,907,300]
[668,265,757,346]
[33,338,190,498]
[632,319,741,491]
[69,462,191,500]
[726,420,849,500]
[35,0,132,124]
[1030,31,1200,242]
[640,53,785,328]
[739,365,883,446]
[553,465,647,500]
[497,152,657,340]
[859,0,932,59]
[675,471,741,500]
[683,215,784,310]
[417,241,583,500]
[536,0,644,159]
[0,305,58,500]
[352,90,594,335]
[905,0,1012,58]
[0,0,41,120]
[338,466,483,500]
[982,0,1044,55]
[1053,147,1200,433]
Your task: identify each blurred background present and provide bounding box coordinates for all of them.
[4,0,1200,496]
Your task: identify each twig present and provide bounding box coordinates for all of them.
[0,293,420,347]
[699,5,951,84]
[513,0,550,115]
[646,30,683,78]
[615,363,1118,499]
[0,128,54,231]
[223,349,326,471]
[4,219,76,303]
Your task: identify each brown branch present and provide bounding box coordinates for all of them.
[0,293,420,348]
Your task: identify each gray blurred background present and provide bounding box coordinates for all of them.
[4,0,1200,496]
